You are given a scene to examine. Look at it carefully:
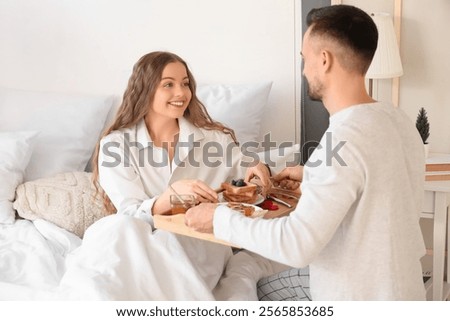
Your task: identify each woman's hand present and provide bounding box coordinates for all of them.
[244,161,272,196]
[168,179,219,203]
[153,179,218,215]
[272,165,304,191]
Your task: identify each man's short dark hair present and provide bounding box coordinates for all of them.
[306,5,378,75]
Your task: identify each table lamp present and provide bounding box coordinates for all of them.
[366,13,403,97]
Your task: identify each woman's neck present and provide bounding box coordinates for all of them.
[145,114,180,148]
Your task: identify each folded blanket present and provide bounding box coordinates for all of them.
[14,172,110,237]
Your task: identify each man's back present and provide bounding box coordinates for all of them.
[302,101,426,300]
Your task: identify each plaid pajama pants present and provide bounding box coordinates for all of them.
[257,267,312,301]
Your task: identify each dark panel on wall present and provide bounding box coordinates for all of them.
[300,0,331,165]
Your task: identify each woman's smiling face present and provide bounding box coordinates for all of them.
[150,61,192,120]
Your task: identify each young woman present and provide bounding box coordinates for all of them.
[59,51,275,300]
[92,51,255,221]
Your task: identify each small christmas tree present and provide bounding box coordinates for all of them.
[416,107,430,144]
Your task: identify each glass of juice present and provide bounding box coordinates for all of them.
[170,194,196,214]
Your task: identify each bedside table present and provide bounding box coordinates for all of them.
[422,174,450,300]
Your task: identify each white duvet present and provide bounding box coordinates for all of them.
[0,215,283,301]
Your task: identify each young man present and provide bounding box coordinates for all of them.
[185,5,426,300]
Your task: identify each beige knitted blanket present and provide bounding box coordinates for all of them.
[14,172,110,237]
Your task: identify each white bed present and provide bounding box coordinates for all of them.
[0,216,272,300]
[0,84,295,301]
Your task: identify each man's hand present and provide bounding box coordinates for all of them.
[185,203,218,233]
[244,161,272,196]
[272,165,304,190]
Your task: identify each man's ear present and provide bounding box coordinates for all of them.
[321,50,333,73]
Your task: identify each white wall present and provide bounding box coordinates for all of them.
[400,0,450,153]
[4,0,448,152]
[0,0,298,145]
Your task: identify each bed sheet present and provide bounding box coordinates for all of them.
[0,215,284,301]
[0,218,80,299]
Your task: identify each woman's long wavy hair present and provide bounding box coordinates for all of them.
[92,51,237,213]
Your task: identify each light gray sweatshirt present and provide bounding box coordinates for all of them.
[214,102,426,300]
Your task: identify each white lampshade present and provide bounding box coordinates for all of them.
[366,13,403,79]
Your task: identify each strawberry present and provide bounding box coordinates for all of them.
[260,199,279,211]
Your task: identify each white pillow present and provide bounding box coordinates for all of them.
[0,131,38,224]
[197,82,272,144]
[0,87,115,181]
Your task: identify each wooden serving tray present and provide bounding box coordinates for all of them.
[153,194,299,246]
[154,213,237,247]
